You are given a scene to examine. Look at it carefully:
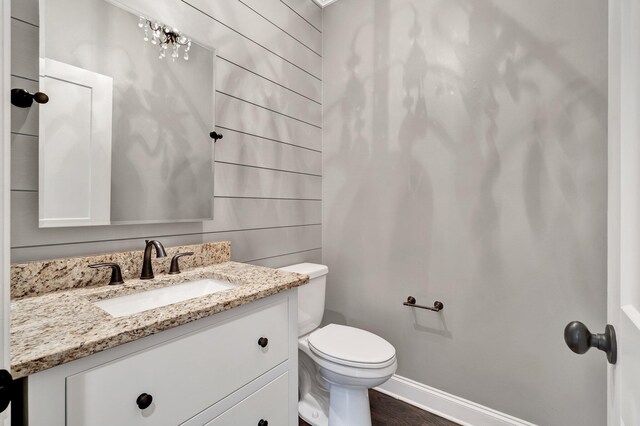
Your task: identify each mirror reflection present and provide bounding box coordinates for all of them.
[39,0,215,227]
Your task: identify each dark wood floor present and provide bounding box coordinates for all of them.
[299,390,459,426]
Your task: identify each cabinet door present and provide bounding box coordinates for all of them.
[66,299,289,426]
[39,58,113,227]
[204,372,289,426]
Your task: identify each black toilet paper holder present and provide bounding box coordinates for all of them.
[403,296,444,312]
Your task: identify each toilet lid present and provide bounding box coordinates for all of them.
[308,324,396,368]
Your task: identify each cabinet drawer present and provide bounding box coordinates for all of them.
[205,372,289,426]
[66,299,289,426]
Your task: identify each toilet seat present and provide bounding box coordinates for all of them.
[307,324,396,369]
[299,334,397,383]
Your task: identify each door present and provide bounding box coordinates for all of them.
[39,59,113,228]
[608,0,640,424]
[0,0,11,424]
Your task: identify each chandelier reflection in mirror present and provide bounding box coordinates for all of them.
[138,16,192,61]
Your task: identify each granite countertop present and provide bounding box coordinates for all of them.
[10,261,308,379]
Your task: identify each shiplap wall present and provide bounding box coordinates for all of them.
[10,0,322,267]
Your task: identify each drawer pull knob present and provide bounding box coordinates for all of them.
[258,337,269,348]
[136,393,153,410]
[258,420,268,426]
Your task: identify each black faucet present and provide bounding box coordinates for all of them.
[140,240,167,280]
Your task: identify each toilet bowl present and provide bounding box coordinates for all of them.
[299,324,397,426]
[279,263,397,426]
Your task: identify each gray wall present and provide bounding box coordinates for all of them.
[322,1,607,425]
[10,0,322,266]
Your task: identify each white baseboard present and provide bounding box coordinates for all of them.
[375,375,536,426]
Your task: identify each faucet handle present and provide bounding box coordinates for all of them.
[89,263,124,285]
[169,252,194,275]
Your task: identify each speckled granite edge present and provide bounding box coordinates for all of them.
[11,261,309,379]
[11,241,231,299]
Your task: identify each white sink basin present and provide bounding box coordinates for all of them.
[94,278,237,318]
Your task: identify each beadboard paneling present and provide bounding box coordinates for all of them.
[10,0,322,264]
[239,0,321,55]
[214,163,321,200]
[217,93,321,151]
[214,128,321,175]
[12,191,320,247]
[248,248,322,268]
[222,224,321,262]
[217,58,321,127]
[280,0,321,33]
[11,225,322,263]
[11,18,37,81]
[186,0,321,79]
[11,0,38,24]
[10,134,37,191]
[203,198,321,232]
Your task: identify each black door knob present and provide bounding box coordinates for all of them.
[136,393,153,410]
[258,337,269,348]
[564,321,617,364]
[11,88,49,108]
[258,420,268,426]
[0,370,13,413]
[210,131,223,142]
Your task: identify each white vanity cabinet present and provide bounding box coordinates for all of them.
[26,290,298,426]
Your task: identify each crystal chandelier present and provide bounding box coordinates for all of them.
[138,16,192,61]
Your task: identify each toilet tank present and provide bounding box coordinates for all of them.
[279,263,328,336]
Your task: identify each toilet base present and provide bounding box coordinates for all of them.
[299,384,372,426]
[299,346,330,426]
[299,393,329,426]
[328,384,371,426]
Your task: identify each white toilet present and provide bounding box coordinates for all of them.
[279,263,397,426]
